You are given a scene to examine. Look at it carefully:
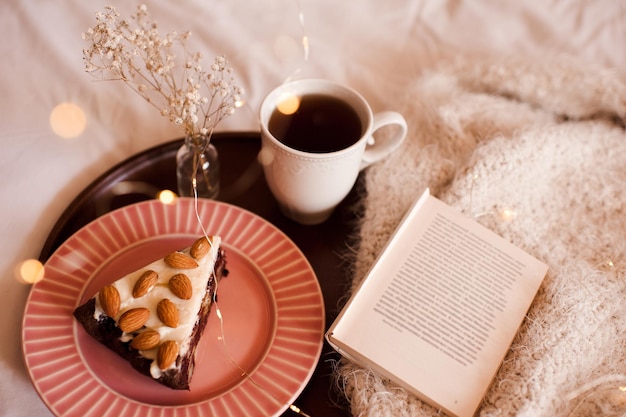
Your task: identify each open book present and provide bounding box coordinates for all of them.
[326,189,548,417]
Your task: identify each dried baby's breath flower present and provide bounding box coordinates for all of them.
[82,4,244,138]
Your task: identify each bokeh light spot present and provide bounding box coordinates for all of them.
[15,259,45,284]
[50,102,86,139]
[276,93,300,115]
[157,189,178,205]
[500,208,518,221]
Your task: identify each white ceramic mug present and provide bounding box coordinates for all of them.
[259,78,407,225]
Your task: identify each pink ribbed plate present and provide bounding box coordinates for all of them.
[22,198,324,417]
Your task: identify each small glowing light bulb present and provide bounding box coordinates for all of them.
[276,93,300,115]
[49,102,87,139]
[15,259,45,284]
[500,208,517,221]
[302,35,310,60]
[157,190,177,205]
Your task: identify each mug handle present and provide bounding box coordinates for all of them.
[360,111,408,170]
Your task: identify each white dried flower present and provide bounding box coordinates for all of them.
[82,4,244,139]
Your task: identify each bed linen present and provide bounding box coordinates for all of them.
[2,1,625,416]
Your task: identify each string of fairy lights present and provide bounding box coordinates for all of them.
[185,4,313,415]
[20,1,314,415]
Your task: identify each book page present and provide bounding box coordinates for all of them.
[327,189,547,417]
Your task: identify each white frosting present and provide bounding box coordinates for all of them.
[93,236,221,379]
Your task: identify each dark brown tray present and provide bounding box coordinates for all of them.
[38,131,361,417]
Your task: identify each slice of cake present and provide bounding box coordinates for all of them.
[73,235,228,390]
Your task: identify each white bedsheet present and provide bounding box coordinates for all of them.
[2,1,625,416]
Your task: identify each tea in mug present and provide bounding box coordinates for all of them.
[268,94,362,153]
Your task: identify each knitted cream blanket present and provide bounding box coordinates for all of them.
[334,55,626,417]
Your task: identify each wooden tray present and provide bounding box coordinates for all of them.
[38,131,360,417]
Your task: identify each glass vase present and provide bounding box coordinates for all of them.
[176,135,220,199]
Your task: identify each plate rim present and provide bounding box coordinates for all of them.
[22,198,325,417]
